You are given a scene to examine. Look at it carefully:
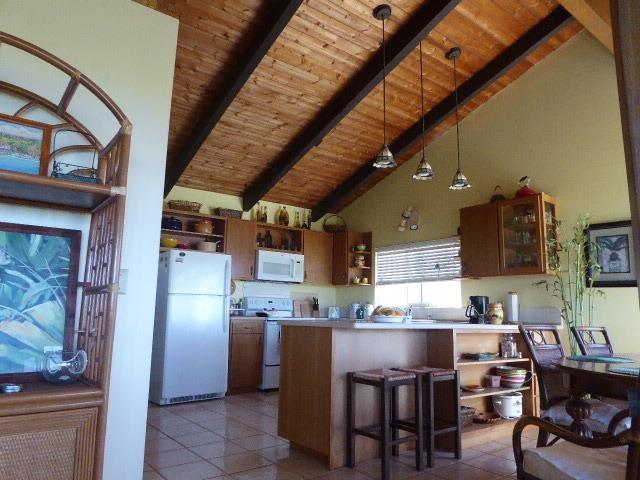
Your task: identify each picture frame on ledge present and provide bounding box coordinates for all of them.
[587,220,637,287]
[0,113,51,177]
[0,222,81,382]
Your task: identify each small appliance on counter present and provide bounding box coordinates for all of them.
[492,391,523,419]
[465,296,489,324]
[328,306,340,320]
[244,296,294,390]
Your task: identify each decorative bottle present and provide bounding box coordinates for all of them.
[261,205,268,222]
[306,211,312,229]
[279,206,289,226]
[294,212,301,228]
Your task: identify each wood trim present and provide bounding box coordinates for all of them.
[241,0,460,212]
[557,0,612,52]
[611,1,640,301]
[57,75,81,115]
[163,0,303,196]
[311,7,574,221]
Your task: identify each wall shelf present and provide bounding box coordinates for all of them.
[460,385,530,400]
[457,357,530,366]
[161,228,224,239]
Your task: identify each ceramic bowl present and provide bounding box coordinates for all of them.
[196,241,219,252]
[161,237,179,248]
[354,244,367,251]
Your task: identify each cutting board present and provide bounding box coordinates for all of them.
[291,291,318,318]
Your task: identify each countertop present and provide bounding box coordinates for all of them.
[277,319,521,331]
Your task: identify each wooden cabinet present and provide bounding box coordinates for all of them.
[459,193,557,278]
[228,319,264,394]
[225,218,256,280]
[333,231,373,285]
[303,230,333,284]
[460,203,501,277]
[0,407,98,480]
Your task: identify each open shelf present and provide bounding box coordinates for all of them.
[0,170,118,210]
[0,381,103,416]
[161,228,224,239]
[256,246,302,255]
[457,357,530,366]
[461,385,530,400]
[163,208,227,221]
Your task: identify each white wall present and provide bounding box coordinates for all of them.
[0,1,178,479]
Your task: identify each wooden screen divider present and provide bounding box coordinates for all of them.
[0,31,131,480]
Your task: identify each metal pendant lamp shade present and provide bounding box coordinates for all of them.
[372,4,396,169]
[413,40,434,180]
[447,47,471,190]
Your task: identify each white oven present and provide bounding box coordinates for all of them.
[256,250,304,283]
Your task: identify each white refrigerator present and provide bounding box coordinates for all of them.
[150,250,231,405]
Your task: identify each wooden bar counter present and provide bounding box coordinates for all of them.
[277,320,537,469]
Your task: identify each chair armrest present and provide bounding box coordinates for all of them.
[512,416,635,477]
[608,408,631,436]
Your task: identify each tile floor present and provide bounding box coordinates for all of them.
[145,392,537,480]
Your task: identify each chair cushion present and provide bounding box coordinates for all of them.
[352,369,415,382]
[523,441,627,480]
[542,397,630,434]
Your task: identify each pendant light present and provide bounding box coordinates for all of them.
[372,4,396,169]
[446,47,471,190]
[413,40,434,180]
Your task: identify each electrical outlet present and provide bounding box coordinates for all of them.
[119,269,128,295]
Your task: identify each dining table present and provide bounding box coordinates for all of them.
[553,353,640,437]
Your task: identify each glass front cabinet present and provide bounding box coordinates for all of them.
[497,193,557,275]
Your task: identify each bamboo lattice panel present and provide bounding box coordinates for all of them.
[141,0,580,209]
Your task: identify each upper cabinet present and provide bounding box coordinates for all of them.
[303,230,333,285]
[226,218,257,280]
[460,193,557,278]
[333,231,374,285]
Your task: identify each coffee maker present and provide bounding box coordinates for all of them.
[465,296,489,324]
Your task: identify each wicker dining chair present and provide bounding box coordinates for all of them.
[570,326,614,356]
[518,325,627,446]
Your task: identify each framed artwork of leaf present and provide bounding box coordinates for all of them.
[0,222,80,381]
[586,221,637,287]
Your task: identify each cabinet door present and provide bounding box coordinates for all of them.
[303,230,333,284]
[460,203,501,277]
[225,218,256,280]
[0,408,97,480]
[332,231,349,285]
[229,332,264,393]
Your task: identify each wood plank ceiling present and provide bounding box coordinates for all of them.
[142,0,582,215]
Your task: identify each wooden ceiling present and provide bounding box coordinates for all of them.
[140,0,581,216]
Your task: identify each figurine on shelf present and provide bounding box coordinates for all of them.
[516,176,539,197]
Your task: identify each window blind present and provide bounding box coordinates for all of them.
[375,237,461,285]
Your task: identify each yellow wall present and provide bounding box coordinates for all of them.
[338,32,639,351]
[167,186,337,309]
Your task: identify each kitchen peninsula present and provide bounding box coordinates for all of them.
[277,320,537,469]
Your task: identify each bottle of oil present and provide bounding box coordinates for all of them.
[294,211,301,228]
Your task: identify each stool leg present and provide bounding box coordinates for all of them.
[415,375,424,471]
[347,372,356,468]
[425,373,435,468]
[380,378,391,480]
[453,372,462,460]
[391,383,399,456]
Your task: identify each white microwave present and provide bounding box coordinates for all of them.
[256,250,304,283]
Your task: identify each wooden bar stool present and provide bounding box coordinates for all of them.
[395,366,461,468]
[347,369,424,480]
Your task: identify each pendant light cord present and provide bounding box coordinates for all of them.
[382,18,387,146]
[453,55,461,170]
[420,41,425,156]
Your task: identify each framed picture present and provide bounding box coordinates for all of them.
[587,221,637,287]
[0,222,80,381]
[0,113,51,176]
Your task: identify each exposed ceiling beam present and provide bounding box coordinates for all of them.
[241,0,461,212]
[311,7,573,222]
[163,0,303,197]
[557,0,612,52]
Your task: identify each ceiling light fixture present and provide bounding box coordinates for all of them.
[413,40,434,180]
[446,47,470,190]
[372,4,396,169]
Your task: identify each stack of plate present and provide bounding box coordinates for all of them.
[495,365,529,388]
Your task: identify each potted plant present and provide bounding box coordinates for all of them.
[535,214,604,355]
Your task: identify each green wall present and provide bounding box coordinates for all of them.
[338,32,639,351]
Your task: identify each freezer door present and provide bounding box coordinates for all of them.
[167,250,231,296]
[263,321,281,366]
[160,293,229,399]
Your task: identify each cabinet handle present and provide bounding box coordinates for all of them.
[250,265,254,276]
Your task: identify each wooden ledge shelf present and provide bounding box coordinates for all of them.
[257,246,302,255]
[163,208,227,222]
[457,357,530,366]
[160,228,224,239]
[0,381,104,417]
[460,385,530,400]
[0,170,119,210]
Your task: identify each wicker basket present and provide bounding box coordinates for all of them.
[323,214,347,233]
[167,200,202,213]
[460,406,477,427]
[215,208,243,219]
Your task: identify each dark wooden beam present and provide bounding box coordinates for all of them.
[242,0,460,212]
[311,7,573,221]
[163,0,303,197]
[611,1,640,301]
